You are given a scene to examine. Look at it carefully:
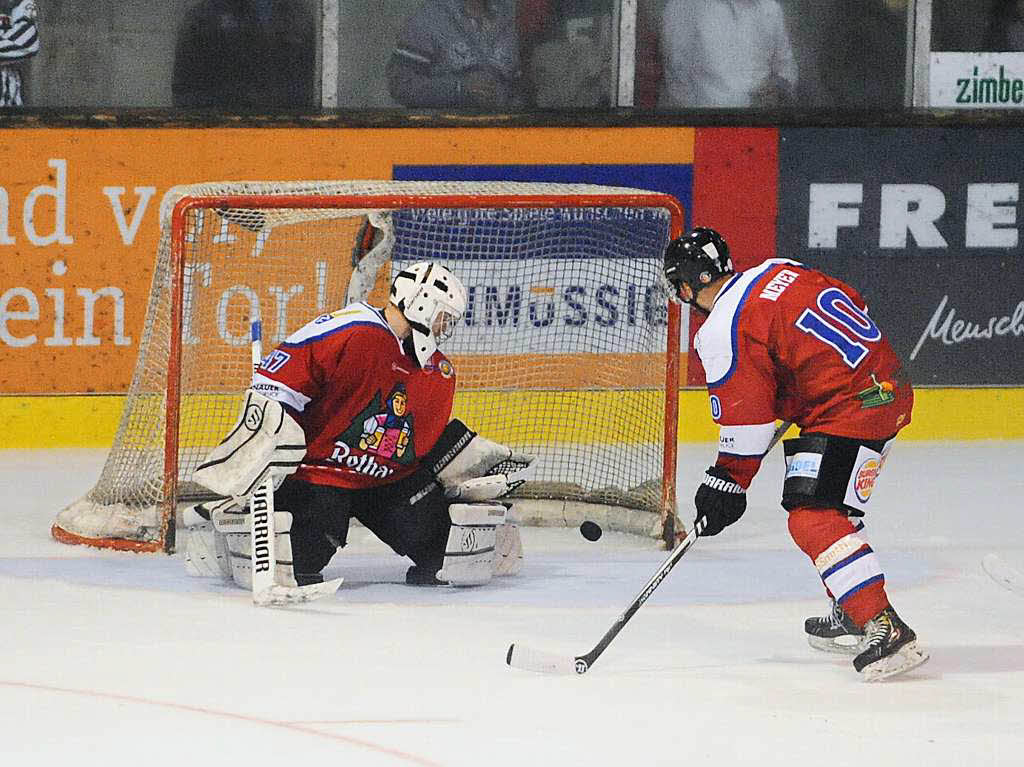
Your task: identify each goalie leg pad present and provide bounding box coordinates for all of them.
[493,523,523,577]
[224,511,300,590]
[181,508,232,578]
[436,502,507,586]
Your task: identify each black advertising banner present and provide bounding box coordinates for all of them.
[778,128,1023,386]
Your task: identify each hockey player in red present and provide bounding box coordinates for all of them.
[188,260,532,591]
[663,227,929,681]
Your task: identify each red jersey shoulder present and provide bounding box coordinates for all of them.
[740,264,868,329]
[280,305,396,359]
[704,259,806,350]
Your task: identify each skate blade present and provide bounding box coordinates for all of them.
[808,633,864,655]
[859,641,930,682]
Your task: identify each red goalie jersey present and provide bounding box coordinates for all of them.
[694,259,913,488]
[252,303,456,489]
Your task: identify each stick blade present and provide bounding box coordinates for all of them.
[254,577,344,607]
[506,643,584,675]
[983,554,1024,597]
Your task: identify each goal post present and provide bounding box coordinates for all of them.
[52,180,684,554]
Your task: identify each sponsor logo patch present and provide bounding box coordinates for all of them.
[856,373,895,409]
[243,403,263,431]
[422,359,455,378]
[786,452,822,479]
[853,457,881,503]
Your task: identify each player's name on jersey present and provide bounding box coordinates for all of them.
[758,268,800,302]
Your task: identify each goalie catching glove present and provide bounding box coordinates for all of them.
[427,419,536,501]
[192,390,306,502]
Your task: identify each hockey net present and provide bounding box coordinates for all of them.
[52,181,683,553]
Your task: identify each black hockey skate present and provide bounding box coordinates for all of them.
[805,599,864,654]
[406,565,448,586]
[853,606,930,682]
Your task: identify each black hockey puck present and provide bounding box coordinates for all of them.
[580,521,603,541]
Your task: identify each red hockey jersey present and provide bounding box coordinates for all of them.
[694,259,912,487]
[252,303,456,489]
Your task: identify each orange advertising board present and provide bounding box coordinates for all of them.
[0,127,695,394]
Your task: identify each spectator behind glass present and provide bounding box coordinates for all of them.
[986,0,1024,50]
[818,0,906,109]
[660,0,796,108]
[519,0,661,108]
[0,0,39,107]
[387,0,526,109]
[172,0,315,109]
[527,0,613,108]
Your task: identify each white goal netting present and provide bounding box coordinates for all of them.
[53,181,683,552]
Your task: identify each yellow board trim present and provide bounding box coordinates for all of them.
[1,388,1022,449]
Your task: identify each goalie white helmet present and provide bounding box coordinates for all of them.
[390,261,468,366]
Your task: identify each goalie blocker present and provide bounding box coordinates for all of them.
[189,411,532,589]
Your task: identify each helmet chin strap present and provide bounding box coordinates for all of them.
[406,317,431,337]
[405,319,437,367]
[685,289,712,317]
[689,296,712,317]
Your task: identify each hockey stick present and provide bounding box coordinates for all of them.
[506,420,793,674]
[248,320,343,607]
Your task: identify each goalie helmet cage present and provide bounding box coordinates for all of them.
[52,180,684,554]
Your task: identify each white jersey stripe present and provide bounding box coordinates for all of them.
[281,303,400,349]
[821,547,885,604]
[694,259,802,387]
[252,374,311,413]
[717,422,778,456]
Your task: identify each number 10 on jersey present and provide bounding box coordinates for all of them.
[795,287,881,369]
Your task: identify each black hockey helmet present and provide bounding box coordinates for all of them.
[662,227,734,305]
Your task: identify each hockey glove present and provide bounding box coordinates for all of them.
[694,465,747,537]
[428,419,535,501]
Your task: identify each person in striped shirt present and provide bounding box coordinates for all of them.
[0,0,39,107]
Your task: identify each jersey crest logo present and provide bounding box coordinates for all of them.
[856,374,895,409]
[329,384,417,477]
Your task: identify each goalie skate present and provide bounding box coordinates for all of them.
[805,599,864,655]
[853,607,930,682]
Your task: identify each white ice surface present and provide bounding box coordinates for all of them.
[2,443,1023,767]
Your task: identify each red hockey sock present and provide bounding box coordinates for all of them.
[788,507,889,627]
